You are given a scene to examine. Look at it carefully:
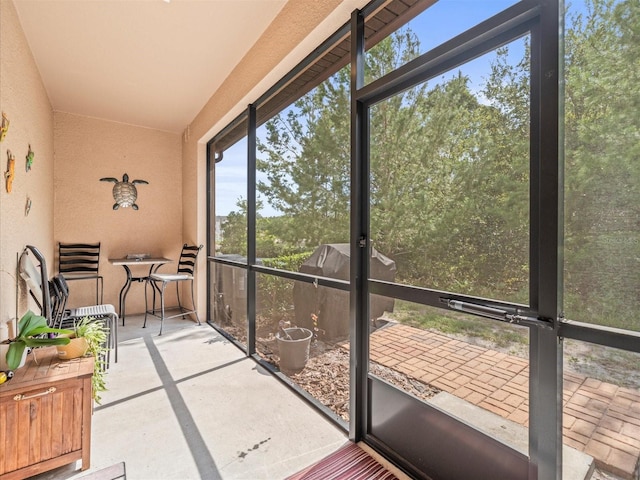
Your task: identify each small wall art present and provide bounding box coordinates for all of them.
[5,150,15,193]
[100,173,149,210]
[0,112,9,142]
[25,144,34,172]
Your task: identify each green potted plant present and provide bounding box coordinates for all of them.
[0,310,72,370]
[56,317,109,403]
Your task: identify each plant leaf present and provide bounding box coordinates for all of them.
[29,326,73,336]
[17,311,47,337]
[23,337,70,347]
[6,342,26,370]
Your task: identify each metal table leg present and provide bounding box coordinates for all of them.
[118,265,133,325]
[119,263,167,325]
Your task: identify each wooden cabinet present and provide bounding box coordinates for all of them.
[0,346,94,479]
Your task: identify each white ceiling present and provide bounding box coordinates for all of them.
[13,0,288,133]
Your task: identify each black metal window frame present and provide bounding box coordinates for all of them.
[350,1,565,477]
[206,0,640,478]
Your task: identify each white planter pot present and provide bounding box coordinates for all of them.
[0,343,28,370]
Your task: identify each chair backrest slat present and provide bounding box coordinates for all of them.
[176,244,203,276]
[50,275,71,328]
[58,242,101,275]
[49,275,71,328]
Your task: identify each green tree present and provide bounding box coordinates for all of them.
[220,198,304,258]
[256,69,351,249]
[256,28,531,301]
[563,0,640,329]
[370,49,530,300]
[218,199,248,256]
[225,1,639,329]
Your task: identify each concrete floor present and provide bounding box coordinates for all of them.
[33,314,347,480]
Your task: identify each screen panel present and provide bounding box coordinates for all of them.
[369,37,530,304]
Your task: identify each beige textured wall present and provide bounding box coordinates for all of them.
[0,0,55,340]
[54,112,182,314]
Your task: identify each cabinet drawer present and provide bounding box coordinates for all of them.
[0,378,85,475]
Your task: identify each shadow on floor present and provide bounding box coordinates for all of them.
[30,314,346,480]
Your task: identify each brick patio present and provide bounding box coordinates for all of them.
[369,323,640,479]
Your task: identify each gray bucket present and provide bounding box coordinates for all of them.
[277,327,312,372]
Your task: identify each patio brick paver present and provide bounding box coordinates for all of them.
[369,323,640,479]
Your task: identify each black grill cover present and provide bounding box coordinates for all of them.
[293,244,396,340]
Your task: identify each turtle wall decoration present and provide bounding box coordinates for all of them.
[100,173,149,210]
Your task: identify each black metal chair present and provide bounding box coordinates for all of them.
[19,246,117,366]
[144,244,203,335]
[58,242,104,304]
[19,245,52,321]
[51,274,118,366]
[49,276,68,328]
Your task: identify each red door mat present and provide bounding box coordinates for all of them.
[286,442,399,480]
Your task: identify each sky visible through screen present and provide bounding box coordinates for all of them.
[214,0,572,217]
